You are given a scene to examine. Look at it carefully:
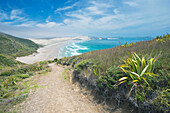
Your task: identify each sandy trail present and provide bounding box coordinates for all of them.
[21,63,103,113]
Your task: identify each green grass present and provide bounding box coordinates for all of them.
[0,32,39,58]
[0,32,40,73]
[0,32,49,112]
[62,68,70,81]
[0,54,18,68]
[0,61,49,112]
[56,34,170,112]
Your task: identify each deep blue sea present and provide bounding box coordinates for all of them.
[58,37,153,58]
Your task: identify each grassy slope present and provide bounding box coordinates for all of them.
[57,34,170,112]
[0,32,39,57]
[0,32,39,71]
[0,33,49,112]
[81,39,170,72]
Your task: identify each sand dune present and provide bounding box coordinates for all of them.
[16,36,89,64]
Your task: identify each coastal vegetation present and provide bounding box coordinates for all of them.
[0,32,39,57]
[0,32,169,112]
[56,34,170,112]
[0,61,49,112]
[0,32,40,72]
[0,33,49,112]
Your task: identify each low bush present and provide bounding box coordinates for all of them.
[75,59,93,72]
[16,74,30,79]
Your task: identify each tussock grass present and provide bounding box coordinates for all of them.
[56,34,170,112]
[81,38,170,73]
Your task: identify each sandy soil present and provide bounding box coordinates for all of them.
[28,36,89,46]
[21,63,103,113]
[16,36,89,64]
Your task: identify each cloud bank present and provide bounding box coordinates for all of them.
[0,0,169,38]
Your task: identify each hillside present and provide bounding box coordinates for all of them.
[0,32,40,71]
[56,34,170,113]
[0,33,50,112]
[0,32,39,57]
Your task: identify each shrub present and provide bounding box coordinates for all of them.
[75,59,93,72]
[16,74,30,79]
[54,58,58,62]
[151,89,170,111]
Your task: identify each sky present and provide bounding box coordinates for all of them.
[0,0,170,38]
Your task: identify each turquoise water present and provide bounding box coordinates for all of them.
[58,37,153,58]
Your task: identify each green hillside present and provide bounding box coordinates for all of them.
[56,34,170,112]
[0,32,40,72]
[0,32,39,57]
[0,33,49,112]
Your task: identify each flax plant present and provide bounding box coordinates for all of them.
[90,65,101,78]
[117,52,158,97]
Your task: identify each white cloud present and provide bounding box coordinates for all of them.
[2,22,13,25]
[66,13,86,19]
[0,0,169,38]
[89,1,113,8]
[37,22,63,28]
[113,9,119,14]
[124,1,137,7]
[0,9,37,27]
[15,21,37,27]
[10,9,23,20]
[86,6,104,15]
[55,2,78,13]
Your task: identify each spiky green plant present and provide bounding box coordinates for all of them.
[118,52,158,86]
[156,33,170,42]
[117,52,158,97]
[90,65,101,78]
[122,42,134,47]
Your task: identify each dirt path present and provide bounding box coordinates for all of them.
[21,63,103,113]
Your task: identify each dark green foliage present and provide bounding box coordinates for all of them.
[0,32,39,57]
[75,59,93,72]
[0,54,17,67]
[0,62,47,76]
[48,60,53,63]
[0,33,48,112]
[53,58,58,62]
[151,89,170,111]
[106,66,123,77]
[16,74,30,79]
[0,32,40,72]
[97,66,123,89]
[67,56,77,65]
[0,62,48,101]
[57,56,81,67]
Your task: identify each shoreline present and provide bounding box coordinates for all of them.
[16,36,89,64]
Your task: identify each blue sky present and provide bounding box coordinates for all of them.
[0,0,170,38]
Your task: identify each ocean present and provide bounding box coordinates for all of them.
[58,37,153,58]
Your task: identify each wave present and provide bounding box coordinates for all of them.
[65,42,89,56]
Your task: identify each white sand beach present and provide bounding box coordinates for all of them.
[16,36,89,64]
